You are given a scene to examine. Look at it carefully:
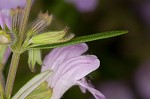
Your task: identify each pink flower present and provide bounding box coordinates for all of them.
[41,43,105,99]
[65,0,98,13]
[136,1,150,25]
[134,60,150,99]
[0,0,26,29]
[98,81,135,99]
[0,10,11,29]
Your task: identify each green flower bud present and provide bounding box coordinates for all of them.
[0,30,15,45]
[0,30,11,45]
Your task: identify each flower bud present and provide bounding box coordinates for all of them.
[0,30,15,45]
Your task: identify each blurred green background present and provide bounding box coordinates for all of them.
[4,0,150,99]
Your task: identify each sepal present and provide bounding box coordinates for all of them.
[28,49,42,72]
[25,82,52,99]
[27,12,53,36]
[11,7,24,33]
[30,27,74,45]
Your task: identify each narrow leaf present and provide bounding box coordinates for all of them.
[12,70,52,99]
[29,30,128,49]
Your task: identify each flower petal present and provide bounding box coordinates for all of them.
[0,0,26,9]
[49,55,99,87]
[77,81,106,99]
[0,10,11,29]
[48,55,101,99]
[65,0,98,13]
[0,12,4,29]
[41,43,88,72]
[99,81,135,99]
[134,60,150,99]
[60,55,100,80]
[50,78,74,99]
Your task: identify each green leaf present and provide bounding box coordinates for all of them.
[29,30,128,49]
[12,70,52,99]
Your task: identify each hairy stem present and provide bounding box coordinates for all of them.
[0,80,4,99]
[0,71,4,98]
[18,0,32,48]
[5,52,20,98]
[4,0,33,98]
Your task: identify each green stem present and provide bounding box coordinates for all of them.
[0,71,5,90]
[0,82,4,99]
[0,71,4,99]
[5,52,20,98]
[18,0,32,48]
[4,0,33,98]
